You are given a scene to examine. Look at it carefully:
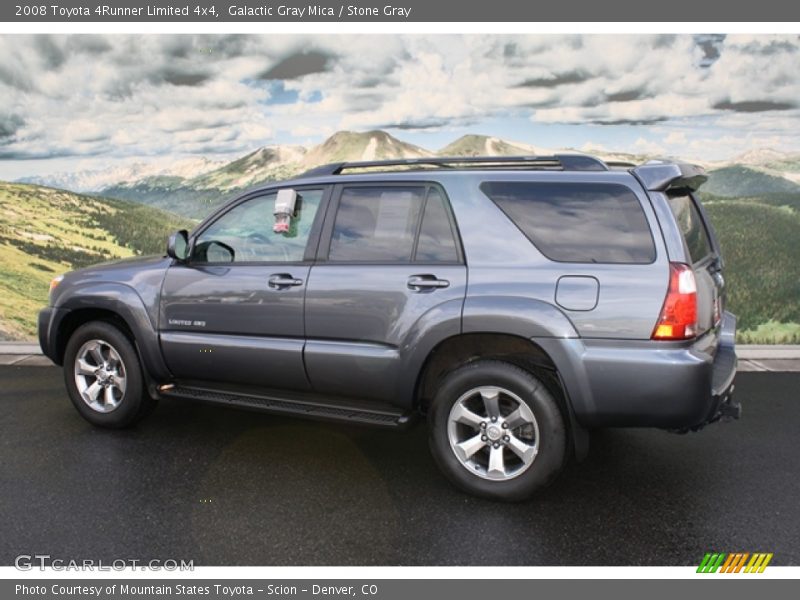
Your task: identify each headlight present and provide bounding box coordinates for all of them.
[49,274,64,294]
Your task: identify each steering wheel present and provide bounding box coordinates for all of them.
[242,231,291,261]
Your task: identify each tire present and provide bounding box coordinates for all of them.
[428,360,567,501]
[63,320,156,429]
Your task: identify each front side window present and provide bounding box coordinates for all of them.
[193,189,323,263]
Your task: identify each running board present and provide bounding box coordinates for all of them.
[159,385,414,428]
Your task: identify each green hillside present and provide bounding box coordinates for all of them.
[701,192,800,342]
[704,166,800,197]
[0,182,193,340]
[103,180,226,219]
[103,155,299,219]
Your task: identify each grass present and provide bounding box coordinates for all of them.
[737,321,800,345]
[0,182,193,340]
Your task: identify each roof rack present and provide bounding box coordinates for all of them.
[298,154,609,178]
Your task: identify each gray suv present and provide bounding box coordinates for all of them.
[38,155,739,500]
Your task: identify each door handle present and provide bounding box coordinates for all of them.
[268,274,303,288]
[407,275,450,291]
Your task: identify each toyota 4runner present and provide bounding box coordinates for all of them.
[39,155,739,500]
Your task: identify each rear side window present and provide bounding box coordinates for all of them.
[415,188,460,263]
[329,186,425,262]
[666,194,713,264]
[329,185,460,263]
[481,182,656,264]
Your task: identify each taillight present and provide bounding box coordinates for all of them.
[652,263,697,341]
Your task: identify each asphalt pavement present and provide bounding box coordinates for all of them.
[0,365,798,566]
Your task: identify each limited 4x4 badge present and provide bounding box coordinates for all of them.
[168,319,206,328]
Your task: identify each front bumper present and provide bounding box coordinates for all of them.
[536,311,739,430]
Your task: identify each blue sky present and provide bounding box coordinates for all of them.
[1,34,799,180]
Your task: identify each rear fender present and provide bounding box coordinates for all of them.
[462,296,579,339]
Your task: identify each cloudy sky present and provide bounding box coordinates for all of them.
[1,33,799,179]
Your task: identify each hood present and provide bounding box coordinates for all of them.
[51,255,173,309]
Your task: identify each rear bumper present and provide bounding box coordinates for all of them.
[703,337,740,427]
[536,311,739,430]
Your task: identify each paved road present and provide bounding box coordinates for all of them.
[1,365,798,566]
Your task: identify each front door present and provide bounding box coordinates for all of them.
[159,187,327,391]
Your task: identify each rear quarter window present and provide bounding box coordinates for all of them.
[480,181,656,264]
[665,194,713,265]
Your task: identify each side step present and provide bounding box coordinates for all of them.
[159,385,415,428]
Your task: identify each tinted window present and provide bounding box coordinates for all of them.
[414,188,459,263]
[194,189,322,263]
[330,186,425,262]
[481,182,656,263]
[666,194,713,264]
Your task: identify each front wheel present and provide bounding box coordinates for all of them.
[63,321,156,428]
[428,360,567,501]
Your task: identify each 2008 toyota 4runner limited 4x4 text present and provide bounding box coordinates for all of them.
[39,155,739,500]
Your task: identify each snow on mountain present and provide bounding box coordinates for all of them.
[301,130,432,167]
[17,157,225,193]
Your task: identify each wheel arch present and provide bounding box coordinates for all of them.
[414,332,589,460]
[55,308,134,364]
[53,282,171,382]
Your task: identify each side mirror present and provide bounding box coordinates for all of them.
[166,230,189,262]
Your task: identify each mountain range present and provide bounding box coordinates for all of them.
[18,156,226,195]
[18,130,800,218]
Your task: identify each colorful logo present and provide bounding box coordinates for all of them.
[697,552,773,573]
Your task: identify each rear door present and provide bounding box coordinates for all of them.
[303,182,467,403]
[664,192,724,337]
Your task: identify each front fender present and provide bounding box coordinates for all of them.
[55,282,171,381]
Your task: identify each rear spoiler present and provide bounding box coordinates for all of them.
[632,161,708,192]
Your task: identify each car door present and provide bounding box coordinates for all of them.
[159,186,328,391]
[304,183,467,403]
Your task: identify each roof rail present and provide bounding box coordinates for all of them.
[297,154,609,178]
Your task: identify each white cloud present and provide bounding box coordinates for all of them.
[633,137,668,155]
[1,33,799,169]
[664,131,688,145]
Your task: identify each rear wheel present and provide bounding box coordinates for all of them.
[63,321,156,428]
[428,360,566,501]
